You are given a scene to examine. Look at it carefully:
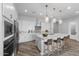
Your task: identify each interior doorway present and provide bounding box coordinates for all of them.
[69,22,78,40]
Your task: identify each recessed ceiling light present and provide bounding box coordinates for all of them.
[75,11,79,14]
[67,6,71,10]
[25,9,28,13]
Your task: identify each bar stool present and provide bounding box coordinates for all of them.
[52,40,58,56]
[56,38,62,55]
[44,39,52,55]
[60,38,65,53]
[63,35,71,51]
[52,38,64,56]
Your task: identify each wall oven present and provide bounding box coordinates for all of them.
[3,16,14,56]
[4,36,14,56]
[3,15,19,56]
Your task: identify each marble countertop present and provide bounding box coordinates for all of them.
[35,33,68,40]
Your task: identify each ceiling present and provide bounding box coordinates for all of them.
[14,3,79,20]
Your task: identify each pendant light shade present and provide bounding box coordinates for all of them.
[45,16,49,22]
[59,19,63,24]
[45,5,49,23]
[53,18,57,23]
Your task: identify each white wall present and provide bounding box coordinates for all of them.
[59,20,69,34]
[18,15,36,43]
[0,3,3,56]
[3,3,17,21]
[59,16,79,41]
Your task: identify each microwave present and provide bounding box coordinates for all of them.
[4,20,14,37]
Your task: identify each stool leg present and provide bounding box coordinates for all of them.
[47,45,52,56]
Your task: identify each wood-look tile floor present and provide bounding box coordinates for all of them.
[60,39,79,56]
[16,39,79,56]
[16,40,40,56]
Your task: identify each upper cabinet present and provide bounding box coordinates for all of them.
[2,3,18,23]
[2,3,18,41]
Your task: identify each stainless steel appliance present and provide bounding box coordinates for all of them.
[3,15,19,56]
[4,36,14,56]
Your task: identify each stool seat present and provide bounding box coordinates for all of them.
[44,39,52,45]
[53,40,57,43]
[44,39,52,55]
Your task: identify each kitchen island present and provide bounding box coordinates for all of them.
[34,33,68,55]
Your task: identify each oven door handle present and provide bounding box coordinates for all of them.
[4,52,9,56]
[4,53,9,54]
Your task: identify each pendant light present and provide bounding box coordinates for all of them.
[45,5,49,23]
[59,19,63,24]
[53,18,57,23]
